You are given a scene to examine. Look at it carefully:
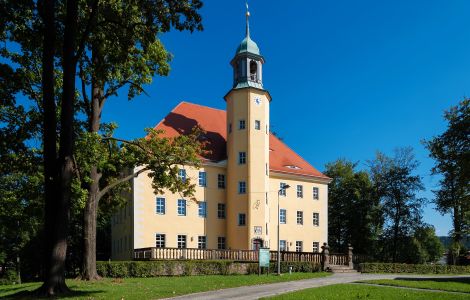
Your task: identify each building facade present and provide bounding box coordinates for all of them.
[111,14,331,260]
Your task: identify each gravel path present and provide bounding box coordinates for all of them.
[163,273,470,300]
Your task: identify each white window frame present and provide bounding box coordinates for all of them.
[198,201,207,218]
[255,120,261,130]
[198,171,207,187]
[238,152,246,164]
[297,185,303,198]
[313,187,319,200]
[238,213,246,226]
[238,181,246,194]
[155,233,166,248]
[296,211,303,225]
[280,240,287,251]
[156,197,165,214]
[296,241,303,252]
[313,242,320,253]
[279,182,287,196]
[280,209,287,224]
[178,169,186,183]
[198,236,207,249]
[177,199,187,216]
[313,212,320,226]
[218,174,225,189]
[177,235,187,248]
[217,203,226,219]
[217,237,226,249]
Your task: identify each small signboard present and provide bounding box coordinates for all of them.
[259,248,270,268]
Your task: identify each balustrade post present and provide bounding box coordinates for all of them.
[321,243,330,271]
[151,248,156,259]
[347,244,353,268]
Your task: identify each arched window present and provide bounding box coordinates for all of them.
[250,60,257,81]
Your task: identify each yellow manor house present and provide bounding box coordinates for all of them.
[111,15,331,260]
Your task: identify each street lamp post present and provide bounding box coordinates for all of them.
[277,184,290,275]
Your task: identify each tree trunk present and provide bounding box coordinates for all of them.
[38,0,79,295]
[82,168,100,280]
[81,46,103,280]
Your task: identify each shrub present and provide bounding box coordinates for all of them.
[359,263,470,274]
[96,260,322,277]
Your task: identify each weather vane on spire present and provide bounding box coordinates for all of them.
[246,1,250,37]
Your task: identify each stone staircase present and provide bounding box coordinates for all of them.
[328,265,358,273]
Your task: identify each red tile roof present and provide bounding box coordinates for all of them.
[153,101,329,180]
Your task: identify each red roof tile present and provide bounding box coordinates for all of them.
[153,101,329,180]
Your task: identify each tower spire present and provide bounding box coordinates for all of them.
[246,1,250,37]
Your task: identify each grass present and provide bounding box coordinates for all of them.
[361,277,470,293]
[264,283,470,300]
[0,272,330,299]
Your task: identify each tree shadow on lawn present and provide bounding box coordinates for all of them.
[394,277,470,284]
[3,289,104,299]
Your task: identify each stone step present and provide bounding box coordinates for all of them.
[330,268,358,273]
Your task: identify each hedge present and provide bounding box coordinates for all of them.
[359,263,470,274]
[96,260,322,277]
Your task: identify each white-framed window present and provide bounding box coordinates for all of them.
[296,241,303,252]
[313,242,320,252]
[198,201,207,218]
[177,199,186,216]
[280,209,287,224]
[217,203,226,219]
[313,187,319,200]
[198,236,207,249]
[156,197,165,214]
[218,174,225,189]
[297,185,303,198]
[238,213,246,226]
[279,182,287,196]
[198,171,207,187]
[238,181,246,194]
[280,240,287,251]
[178,169,186,182]
[255,120,261,130]
[313,212,319,226]
[218,237,226,249]
[177,235,187,248]
[155,234,165,248]
[239,119,246,130]
[238,152,246,164]
[296,211,303,225]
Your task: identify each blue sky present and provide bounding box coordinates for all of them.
[102,0,470,236]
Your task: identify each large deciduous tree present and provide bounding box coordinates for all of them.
[424,99,470,255]
[324,159,381,255]
[369,148,425,262]
[74,0,203,280]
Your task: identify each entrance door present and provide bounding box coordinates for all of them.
[252,238,263,251]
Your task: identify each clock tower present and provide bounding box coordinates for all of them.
[224,7,272,250]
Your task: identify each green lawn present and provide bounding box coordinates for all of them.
[0,272,330,299]
[361,277,470,293]
[264,283,470,300]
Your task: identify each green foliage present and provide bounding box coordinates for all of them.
[96,260,322,277]
[424,98,470,247]
[359,263,470,274]
[369,148,426,262]
[324,159,380,255]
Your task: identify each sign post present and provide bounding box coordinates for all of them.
[259,247,270,275]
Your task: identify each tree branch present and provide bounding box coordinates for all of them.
[74,0,99,63]
[98,168,147,200]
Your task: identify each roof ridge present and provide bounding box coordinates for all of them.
[178,101,227,113]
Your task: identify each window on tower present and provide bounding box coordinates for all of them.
[239,119,246,130]
[250,60,257,81]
